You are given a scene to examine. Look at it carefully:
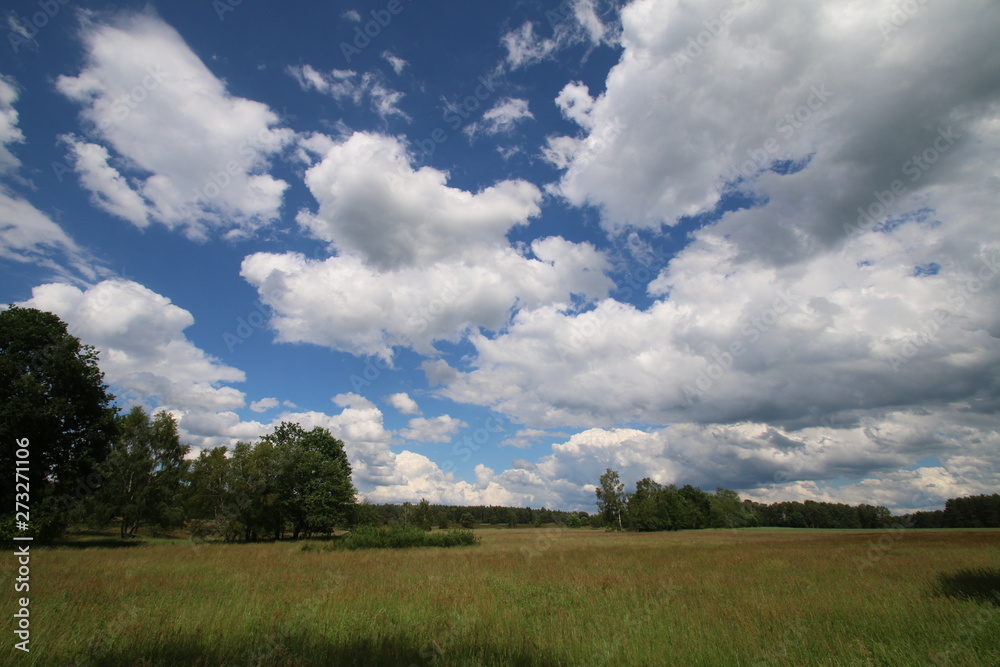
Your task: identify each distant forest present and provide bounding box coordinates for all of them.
[364,487,999,533]
[593,469,1000,532]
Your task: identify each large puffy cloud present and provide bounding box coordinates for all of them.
[243,131,611,359]
[434,205,1000,429]
[242,237,611,359]
[296,131,542,269]
[415,0,1000,511]
[446,410,1000,513]
[547,0,1000,255]
[56,11,293,239]
[21,280,247,423]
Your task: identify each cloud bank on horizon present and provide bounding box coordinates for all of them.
[2,0,998,514]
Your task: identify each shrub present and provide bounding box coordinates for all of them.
[339,524,478,550]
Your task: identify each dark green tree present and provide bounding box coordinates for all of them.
[93,407,189,538]
[414,498,433,531]
[460,512,475,529]
[0,306,118,542]
[596,468,626,531]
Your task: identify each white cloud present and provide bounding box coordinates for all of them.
[547,0,1000,246]
[295,131,542,269]
[502,22,559,70]
[0,77,94,280]
[56,11,293,240]
[0,188,88,278]
[501,1,617,70]
[60,137,149,228]
[250,397,279,413]
[20,279,247,424]
[287,66,408,120]
[385,392,421,415]
[242,234,611,359]
[241,131,610,359]
[403,0,999,509]
[382,51,407,75]
[0,75,24,174]
[479,98,534,136]
[500,428,556,449]
[399,415,468,443]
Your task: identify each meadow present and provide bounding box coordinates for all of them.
[5,527,999,666]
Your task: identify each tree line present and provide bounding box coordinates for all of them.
[899,494,1000,528]
[595,469,1000,531]
[362,501,592,530]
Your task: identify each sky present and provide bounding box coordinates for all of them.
[1,0,998,514]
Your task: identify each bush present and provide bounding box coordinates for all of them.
[339,524,478,550]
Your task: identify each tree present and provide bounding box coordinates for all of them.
[0,306,118,542]
[93,407,189,538]
[710,487,749,528]
[460,512,475,529]
[628,478,668,531]
[415,498,432,531]
[596,468,626,531]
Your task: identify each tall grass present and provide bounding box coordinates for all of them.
[4,528,998,665]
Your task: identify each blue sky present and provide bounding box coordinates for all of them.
[2,0,998,512]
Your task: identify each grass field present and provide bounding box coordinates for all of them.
[4,527,999,666]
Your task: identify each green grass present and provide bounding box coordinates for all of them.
[3,528,998,665]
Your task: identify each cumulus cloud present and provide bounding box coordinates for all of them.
[56,10,293,240]
[547,0,1000,248]
[20,280,247,436]
[249,397,279,413]
[295,131,542,269]
[409,0,1000,511]
[385,392,421,415]
[242,131,610,358]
